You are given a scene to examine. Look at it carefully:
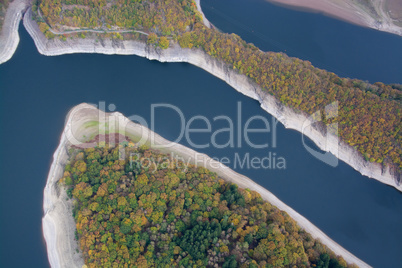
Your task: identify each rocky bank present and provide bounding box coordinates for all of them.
[44,103,371,268]
[21,7,401,192]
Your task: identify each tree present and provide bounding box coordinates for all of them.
[223,255,238,268]
[159,36,169,49]
[316,253,330,268]
[120,219,133,234]
[65,142,353,267]
[147,33,157,45]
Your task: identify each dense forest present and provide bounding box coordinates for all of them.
[62,139,358,267]
[36,0,201,34]
[178,26,402,172]
[36,0,402,174]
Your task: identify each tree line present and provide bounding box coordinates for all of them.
[177,25,401,172]
[36,0,402,173]
[62,143,358,267]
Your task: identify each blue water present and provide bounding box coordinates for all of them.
[0,0,401,267]
[203,0,402,84]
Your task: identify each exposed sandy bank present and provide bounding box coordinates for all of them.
[195,0,211,28]
[0,0,209,65]
[24,7,401,193]
[266,0,402,36]
[1,0,402,66]
[267,0,368,26]
[43,111,85,268]
[43,103,371,268]
[0,0,30,64]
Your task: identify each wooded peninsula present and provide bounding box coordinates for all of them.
[33,0,402,177]
[62,138,357,267]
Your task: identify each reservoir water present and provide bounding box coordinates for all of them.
[1,0,402,267]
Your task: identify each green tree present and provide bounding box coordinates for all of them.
[223,255,238,268]
[147,33,157,44]
[159,36,169,49]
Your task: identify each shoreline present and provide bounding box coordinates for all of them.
[1,0,402,65]
[44,103,371,268]
[267,0,369,26]
[43,107,85,268]
[195,0,211,29]
[0,0,30,64]
[22,8,402,193]
[266,0,402,36]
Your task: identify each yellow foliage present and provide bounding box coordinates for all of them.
[220,245,229,253]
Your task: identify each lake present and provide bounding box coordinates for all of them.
[0,0,401,267]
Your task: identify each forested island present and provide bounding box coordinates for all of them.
[43,103,369,267]
[0,0,399,267]
[62,137,355,268]
[0,0,401,184]
[27,0,401,184]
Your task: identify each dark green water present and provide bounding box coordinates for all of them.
[0,0,401,267]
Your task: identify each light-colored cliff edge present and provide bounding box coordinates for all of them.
[44,103,371,268]
[22,8,401,193]
[0,0,30,64]
[0,0,209,64]
[1,0,402,65]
